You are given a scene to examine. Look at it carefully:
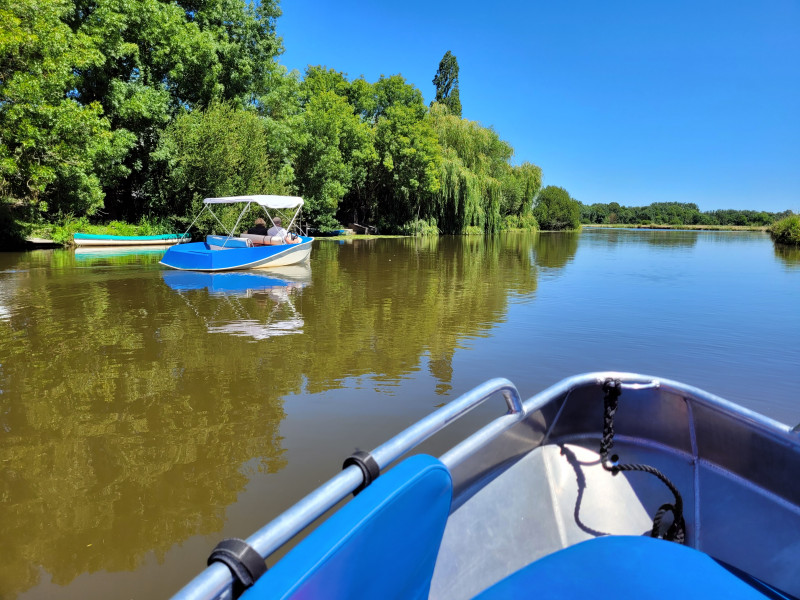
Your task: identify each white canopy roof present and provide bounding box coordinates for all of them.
[204,195,304,209]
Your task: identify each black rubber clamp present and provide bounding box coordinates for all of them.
[342,450,380,496]
[207,538,267,599]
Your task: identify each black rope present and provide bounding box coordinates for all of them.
[600,378,686,544]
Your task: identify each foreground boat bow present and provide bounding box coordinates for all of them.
[172,373,800,599]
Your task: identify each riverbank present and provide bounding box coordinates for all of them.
[582,223,768,231]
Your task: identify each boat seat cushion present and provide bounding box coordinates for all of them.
[475,535,785,599]
[244,454,453,600]
[240,233,273,246]
[206,235,252,248]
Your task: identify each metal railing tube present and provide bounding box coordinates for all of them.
[171,378,521,600]
[371,378,522,467]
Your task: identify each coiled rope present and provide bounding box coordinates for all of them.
[599,378,686,544]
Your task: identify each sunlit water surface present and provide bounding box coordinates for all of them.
[1,230,798,599]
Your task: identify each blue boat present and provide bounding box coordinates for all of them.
[171,373,800,600]
[160,196,313,271]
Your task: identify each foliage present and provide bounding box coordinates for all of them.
[153,101,291,219]
[533,186,581,230]
[0,0,133,218]
[370,101,442,233]
[430,103,531,234]
[3,1,543,238]
[295,77,377,230]
[580,201,792,227]
[432,50,462,118]
[503,213,539,230]
[501,162,543,217]
[769,215,800,246]
[71,0,282,218]
[398,218,440,237]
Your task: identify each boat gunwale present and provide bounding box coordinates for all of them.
[169,372,800,600]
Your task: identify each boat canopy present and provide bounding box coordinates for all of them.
[203,195,304,209]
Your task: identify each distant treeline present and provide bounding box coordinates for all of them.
[1,0,545,240]
[580,202,794,227]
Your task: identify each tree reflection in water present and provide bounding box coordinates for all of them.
[0,234,544,596]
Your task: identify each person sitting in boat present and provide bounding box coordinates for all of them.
[268,217,301,244]
[247,218,270,235]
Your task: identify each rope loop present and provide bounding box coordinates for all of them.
[598,378,687,544]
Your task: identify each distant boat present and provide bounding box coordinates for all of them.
[160,195,313,271]
[171,372,800,600]
[73,233,190,247]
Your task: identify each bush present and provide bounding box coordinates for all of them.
[399,218,440,237]
[503,213,538,230]
[533,186,581,230]
[770,215,800,246]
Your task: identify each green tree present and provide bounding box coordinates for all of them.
[294,89,377,230]
[432,50,462,117]
[533,186,581,230]
[0,0,132,219]
[69,0,284,219]
[370,103,441,231]
[153,101,292,222]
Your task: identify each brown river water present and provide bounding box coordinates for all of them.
[1,230,798,598]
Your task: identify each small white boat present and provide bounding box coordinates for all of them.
[160,196,313,271]
[73,233,189,246]
[171,372,800,600]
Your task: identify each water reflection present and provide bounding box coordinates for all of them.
[583,228,700,249]
[533,232,580,269]
[774,244,800,269]
[0,236,545,597]
[74,246,173,263]
[0,252,289,597]
[162,267,311,340]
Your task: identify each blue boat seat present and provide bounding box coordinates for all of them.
[244,454,453,600]
[475,535,789,599]
[206,235,252,248]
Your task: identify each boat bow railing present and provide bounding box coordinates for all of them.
[172,378,524,600]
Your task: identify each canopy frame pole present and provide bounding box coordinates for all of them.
[181,204,208,240]
[284,207,302,236]
[224,202,252,247]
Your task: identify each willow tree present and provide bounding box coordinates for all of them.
[429,103,523,233]
[432,50,462,117]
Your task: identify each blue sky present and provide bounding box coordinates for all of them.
[275,1,799,213]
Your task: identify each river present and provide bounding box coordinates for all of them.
[1,229,798,598]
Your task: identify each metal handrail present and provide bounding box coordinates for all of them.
[172,378,523,600]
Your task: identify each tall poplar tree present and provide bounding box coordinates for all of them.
[432,50,462,117]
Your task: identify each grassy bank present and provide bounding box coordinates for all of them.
[583,223,768,232]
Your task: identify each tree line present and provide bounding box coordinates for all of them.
[0,0,554,241]
[579,201,793,228]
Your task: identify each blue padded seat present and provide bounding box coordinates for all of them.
[206,235,251,248]
[475,535,787,599]
[244,454,453,600]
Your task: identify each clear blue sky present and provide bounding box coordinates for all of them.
[275,0,799,213]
